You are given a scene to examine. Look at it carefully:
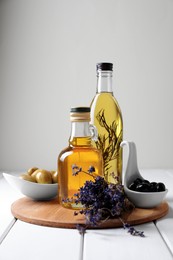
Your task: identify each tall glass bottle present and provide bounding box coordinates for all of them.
[58,107,103,209]
[90,63,123,184]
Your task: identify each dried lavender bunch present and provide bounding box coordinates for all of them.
[74,175,130,225]
[72,164,145,237]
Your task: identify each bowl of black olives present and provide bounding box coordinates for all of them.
[121,140,168,208]
[125,177,168,208]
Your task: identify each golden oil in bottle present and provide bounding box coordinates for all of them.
[90,63,123,183]
[58,107,103,209]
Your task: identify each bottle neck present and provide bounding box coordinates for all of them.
[96,70,113,93]
[69,121,92,146]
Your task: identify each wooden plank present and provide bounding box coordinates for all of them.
[0,220,82,260]
[83,222,173,260]
[0,218,16,245]
[11,197,169,229]
[0,172,21,236]
[156,215,173,256]
[136,170,173,257]
[155,170,173,256]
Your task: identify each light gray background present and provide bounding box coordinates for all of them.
[0,0,173,171]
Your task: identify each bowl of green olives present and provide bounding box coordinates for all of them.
[3,167,58,201]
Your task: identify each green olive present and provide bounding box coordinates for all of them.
[34,169,53,184]
[20,174,36,183]
[31,170,40,182]
[27,167,38,176]
[50,171,58,183]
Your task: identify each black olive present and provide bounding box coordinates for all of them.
[150,182,158,192]
[156,182,166,192]
[142,180,150,185]
[135,183,150,192]
[128,182,136,191]
[134,178,143,185]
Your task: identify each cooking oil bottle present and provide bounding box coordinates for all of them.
[90,63,123,184]
[58,107,103,209]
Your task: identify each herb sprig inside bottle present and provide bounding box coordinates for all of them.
[71,164,145,237]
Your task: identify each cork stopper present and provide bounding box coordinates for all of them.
[70,107,90,122]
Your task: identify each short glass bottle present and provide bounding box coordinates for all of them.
[58,107,103,209]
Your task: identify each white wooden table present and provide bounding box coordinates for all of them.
[0,169,173,260]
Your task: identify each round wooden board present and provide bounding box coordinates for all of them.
[11,197,169,229]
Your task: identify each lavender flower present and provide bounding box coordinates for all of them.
[123,223,145,237]
[88,166,95,173]
[76,224,86,235]
[72,164,82,176]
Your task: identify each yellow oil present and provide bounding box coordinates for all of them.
[58,137,103,209]
[90,92,123,183]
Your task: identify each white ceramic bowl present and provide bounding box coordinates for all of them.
[3,173,58,200]
[121,141,168,208]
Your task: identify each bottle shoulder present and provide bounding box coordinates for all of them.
[58,146,72,158]
[58,145,102,159]
[90,92,123,119]
[91,92,120,106]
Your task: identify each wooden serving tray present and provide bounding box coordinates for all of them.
[11,197,169,229]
